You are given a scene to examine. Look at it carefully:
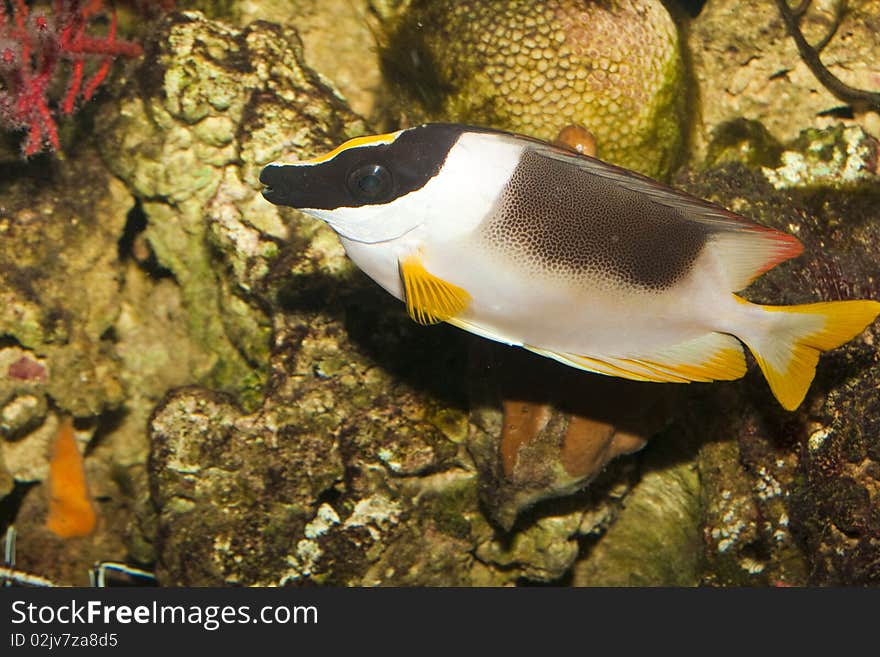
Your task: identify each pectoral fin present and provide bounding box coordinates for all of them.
[399,255,471,325]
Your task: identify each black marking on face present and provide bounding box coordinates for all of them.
[260,124,469,210]
[482,149,713,290]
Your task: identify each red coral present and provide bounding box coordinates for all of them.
[0,0,144,156]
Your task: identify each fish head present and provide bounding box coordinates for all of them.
[260,124,479,244]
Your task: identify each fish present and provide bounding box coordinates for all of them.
[259,124,880,410]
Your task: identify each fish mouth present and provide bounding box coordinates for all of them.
[259,163,338,212]
[259,164,290,206]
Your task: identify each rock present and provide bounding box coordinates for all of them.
[0,146,133,542]
[0,450,13,499]
[99,11,368,406]
[762,124,878,189]
[147,338,474,585]
[689,0,880,160]
[673,125,880,584]
[573,431,703,587]
[243,0,382,120]
[378,0,687,178]
[0,150,129,418]
[177,1,383,121]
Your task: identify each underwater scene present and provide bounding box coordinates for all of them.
[0,0,879,587]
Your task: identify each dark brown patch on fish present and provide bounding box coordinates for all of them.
[482,149,713,290]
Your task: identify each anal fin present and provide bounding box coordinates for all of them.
[399,255,471,325]
[526,332,747,384]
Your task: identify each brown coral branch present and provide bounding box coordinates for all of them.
[775,0,880,110]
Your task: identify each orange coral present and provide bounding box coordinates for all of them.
[46,418,97,538]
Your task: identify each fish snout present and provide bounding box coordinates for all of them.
[260,164,304,208]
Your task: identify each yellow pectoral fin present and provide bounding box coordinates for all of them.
[399,255,472,325]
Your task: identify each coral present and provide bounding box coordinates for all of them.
[0,0,143,156]
[378,0,686,178]
[45,418,97,538]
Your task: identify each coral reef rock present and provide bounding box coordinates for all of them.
[99,11,368,406]
[187,0,383,120]
[0,147,156,583]
[689,0,880,160]
[378,0,686,178]
[674,125,880,584]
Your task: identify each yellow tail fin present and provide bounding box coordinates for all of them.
[736,298,880,410]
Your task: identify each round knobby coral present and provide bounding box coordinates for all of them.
[381,0,687,178]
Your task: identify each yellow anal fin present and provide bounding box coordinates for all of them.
[526,332,747,384]
[629,332,747,382]
[400,255,471,325]
[736,297,880,410]
[525,347,675,382]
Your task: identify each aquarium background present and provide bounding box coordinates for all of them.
[1,0,878,587]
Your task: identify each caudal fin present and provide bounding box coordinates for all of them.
[736,298,880,410]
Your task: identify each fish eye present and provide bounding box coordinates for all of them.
[346,163,393,202]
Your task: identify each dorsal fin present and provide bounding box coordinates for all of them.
[709,230,803,291]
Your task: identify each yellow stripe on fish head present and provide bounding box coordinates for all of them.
[300,130,404,165]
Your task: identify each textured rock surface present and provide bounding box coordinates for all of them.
[762,124,878,189]
[673,127,880,584]
[573,430,702,587]
[0,152,128,421]
[0,147,163,582]
[182,0,383,120]
[689,0,880,160]
[243,0,382,120]
[379,0,686,178]
[1,10,370,585]
[99,11,368,407]
[3,3,879,588]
